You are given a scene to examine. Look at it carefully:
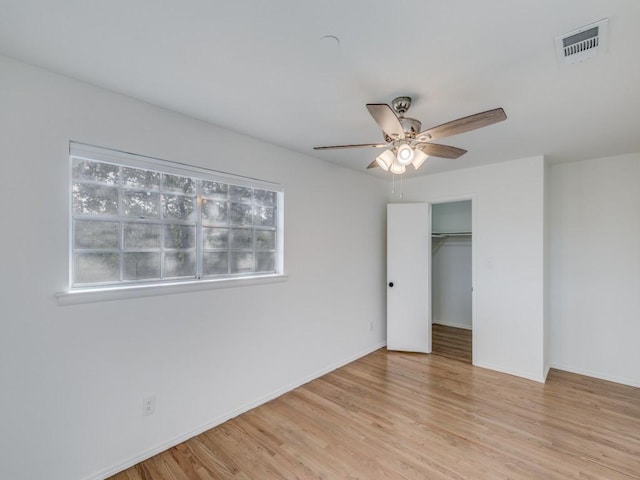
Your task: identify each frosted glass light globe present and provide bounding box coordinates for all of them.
[396,144,414,165]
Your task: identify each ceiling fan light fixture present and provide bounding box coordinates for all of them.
[396,144,414,165]
[412,150,429,170]
[375,149,395,171]
[389,159,406,175]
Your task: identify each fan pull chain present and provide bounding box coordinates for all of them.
[391,174,404,199]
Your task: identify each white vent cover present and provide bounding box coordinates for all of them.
[555,18,608,64]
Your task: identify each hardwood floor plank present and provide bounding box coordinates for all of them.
[432,323,472,363]
[109,349,640,479]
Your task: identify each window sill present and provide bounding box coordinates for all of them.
[56,274,288,306]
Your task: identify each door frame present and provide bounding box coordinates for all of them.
[428,194,477,365]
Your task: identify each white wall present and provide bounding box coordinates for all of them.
[398,156,546,382]
[432,200,472,233]
[432,240,472,329]
[0,55,389,480]
[432,201,472,329]
[549,153,640,387]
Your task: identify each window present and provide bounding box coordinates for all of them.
[69,143,283,291]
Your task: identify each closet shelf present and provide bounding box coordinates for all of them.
[431,232,471,254]
[432,232,472,238]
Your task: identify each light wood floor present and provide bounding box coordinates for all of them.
[110,349,640,479]
[432,323,472,363]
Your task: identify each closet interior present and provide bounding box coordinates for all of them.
[431,200,472,363]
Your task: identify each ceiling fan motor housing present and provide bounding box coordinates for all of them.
[382,96,422,142]
[384,116,422,142]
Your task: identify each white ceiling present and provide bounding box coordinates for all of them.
[1,0,639,177]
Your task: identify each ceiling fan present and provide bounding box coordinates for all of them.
[314,96,507,174]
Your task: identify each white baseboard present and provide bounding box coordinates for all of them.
[86,341,386,480]
[549,362,640,388]
[473,360,547,384]
[432,320,472,330]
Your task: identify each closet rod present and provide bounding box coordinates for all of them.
[432,232,472,238]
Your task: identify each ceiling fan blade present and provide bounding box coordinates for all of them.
[416,143,467,159]
[313,143,387,150]
[366,104,405,140]
[366,160,379,169]
[418,108,506,142]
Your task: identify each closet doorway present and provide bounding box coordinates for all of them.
[431,200,473,363]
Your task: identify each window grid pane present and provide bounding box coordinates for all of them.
[71,156,280,287]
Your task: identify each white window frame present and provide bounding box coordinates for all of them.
[57,142,286,305]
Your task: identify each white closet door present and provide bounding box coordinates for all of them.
[387,203,431,353]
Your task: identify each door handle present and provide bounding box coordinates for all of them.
[388,282,394,287]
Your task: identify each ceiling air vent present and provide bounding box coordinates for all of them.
[555,18,608,64]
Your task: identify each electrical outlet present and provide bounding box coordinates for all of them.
[142,395,156,416]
